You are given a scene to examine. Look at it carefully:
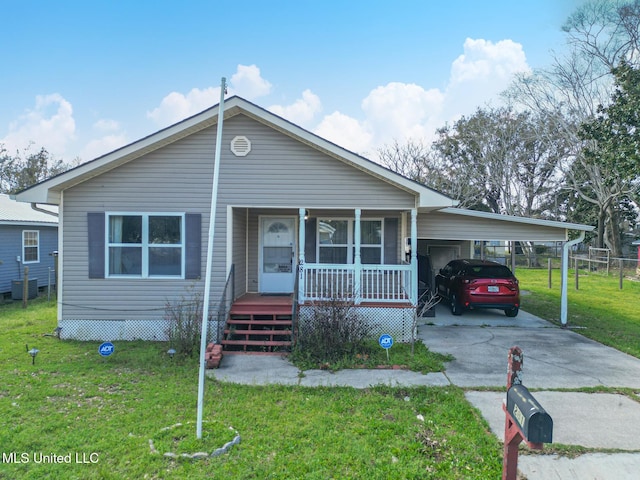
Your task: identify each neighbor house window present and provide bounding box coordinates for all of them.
[106,213,184,278]
[22,230,40,263]
[317,218,383,264]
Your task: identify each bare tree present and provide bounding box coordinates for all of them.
[430,107,565,217]
[506,0,640,254]
[0,143,69,194]
[562,0,640,70]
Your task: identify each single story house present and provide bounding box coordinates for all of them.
[15,96,593,349]
[0,193,58,297]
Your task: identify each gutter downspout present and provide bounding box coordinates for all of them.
[561,230,585,327]
[31,203,59,218]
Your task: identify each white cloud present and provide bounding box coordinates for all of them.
[3,39,532,166]
[1,93,75,157]
[450,38,529,84]
[268,89,322,128]
[230,64,272,100]
[361,82,445,147]
[79,133,129,162]
[93,118,121,132]
[146,86,221,127]
[77,118,128,161]
[314,111,373,154]
[443,38,530,119]
[147,64,273,128]
[314,38,531,156]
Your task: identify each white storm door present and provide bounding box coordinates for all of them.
[260,217,296,293]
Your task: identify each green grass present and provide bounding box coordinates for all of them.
[0,298,502,479]
[516,268,640,358]
[290,339,454,373]
[3,270,637,478]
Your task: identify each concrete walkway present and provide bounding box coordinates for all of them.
[208,305,640,479]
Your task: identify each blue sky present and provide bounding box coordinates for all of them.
[1,0,584,163]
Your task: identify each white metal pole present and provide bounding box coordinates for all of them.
[560,230,585,327]
[410,209,418,306]
[197,77,227,439]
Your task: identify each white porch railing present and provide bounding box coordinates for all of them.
[300,263,414,304]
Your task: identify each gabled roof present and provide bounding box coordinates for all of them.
[0,194,58,226]
[15,96,457,209]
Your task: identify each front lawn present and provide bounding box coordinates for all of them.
[0,298,502,479]
[516,267,640,358]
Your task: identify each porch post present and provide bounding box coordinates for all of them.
[411,209,418,306]
[354,208,362,304]
[298,208,306,304]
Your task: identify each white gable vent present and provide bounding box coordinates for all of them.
[230,135,251,157]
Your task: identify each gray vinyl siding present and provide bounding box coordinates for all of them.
[60,114,418,321]
[221,116,416,209]
[0,225,58,294]
[418,211,568,242]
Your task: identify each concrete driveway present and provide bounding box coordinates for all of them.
[418,305,640,479]
[419,306,640,389]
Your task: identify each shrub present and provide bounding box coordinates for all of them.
[293,295,372,366]
[164,286,205,357]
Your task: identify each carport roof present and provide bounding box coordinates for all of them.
[438,207,594,232]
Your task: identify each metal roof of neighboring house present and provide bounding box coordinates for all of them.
[0,194,58,226]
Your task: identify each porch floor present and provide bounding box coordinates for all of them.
[231,292,293,308]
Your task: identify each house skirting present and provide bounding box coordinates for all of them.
[57,319,224,342]
[297,304,416,343]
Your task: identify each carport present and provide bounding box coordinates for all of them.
[415,207,595,323]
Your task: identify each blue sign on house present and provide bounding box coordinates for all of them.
[98,342,114,357]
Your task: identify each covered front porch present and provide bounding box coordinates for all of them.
[221,207,420,352]
[229,206,419,306]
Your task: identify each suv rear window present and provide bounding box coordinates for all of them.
[466,265,513,278]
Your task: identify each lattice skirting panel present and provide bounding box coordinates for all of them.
[297,305,417,343]
[58,319,223,343]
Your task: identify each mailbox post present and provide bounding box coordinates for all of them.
[502,346,553,480]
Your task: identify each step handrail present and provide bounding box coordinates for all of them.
[215,264,235,343]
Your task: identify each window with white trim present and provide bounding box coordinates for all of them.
[22,230,40,263]
[106,213,184,278]
[317,218,383,264]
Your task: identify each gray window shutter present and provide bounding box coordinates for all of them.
[88,212,105,278]
[304,217,317,263]
[185,214,201,279]
[384,218,398,264]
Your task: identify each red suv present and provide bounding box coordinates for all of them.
[435,259,520,317]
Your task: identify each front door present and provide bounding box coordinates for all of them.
[260,217,296,293]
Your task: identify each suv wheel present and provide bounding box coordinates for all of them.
[450,293,463,316]
[505,307,519,318]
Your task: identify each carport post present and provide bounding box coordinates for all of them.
[510,241,516,273]
[561,231,585,327]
